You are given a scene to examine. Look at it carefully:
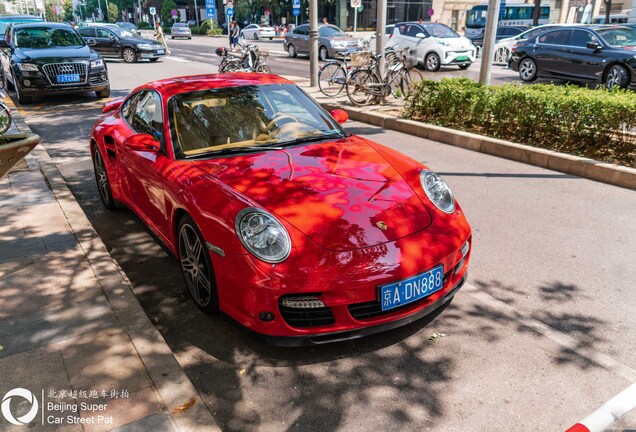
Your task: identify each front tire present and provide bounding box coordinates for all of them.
[95,86,110,98]
[459,63,470,70]
[425,52,441,72]
[605,64,629,89]
[178,215,219,314]
[14,79,32,104]
[319,45,329,61]
[122,47,137,63]
[92,145,116,210]
[518,57,538,82]
[287,43,297,58]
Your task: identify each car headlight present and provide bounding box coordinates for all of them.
[235,208,291,263]
[137,43,154,50]
[420,170,455,213]
[17,63,38,71]
[330,41,344,47]
[90,59,104,68]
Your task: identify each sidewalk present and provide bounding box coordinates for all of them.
[0,98,219,431]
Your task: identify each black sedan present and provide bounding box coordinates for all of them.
[510,25,636,89]
[77,25,165,63]
[0,22,109,104]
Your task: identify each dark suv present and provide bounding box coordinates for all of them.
[77,25,165,63]
[0,22,109,104]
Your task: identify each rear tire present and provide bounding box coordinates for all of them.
[346,69,377,106]
[287,44,297,58]
[518,57,538,82]
[605,64,629,89]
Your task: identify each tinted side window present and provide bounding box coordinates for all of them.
[538,29,571,45]
[569,30,599,47]
[131,91,163,141]
[294,26,308,36]
[404,25,424,37]
[78,28,95,37]
[121,93,139,124]
[96,29,113,39]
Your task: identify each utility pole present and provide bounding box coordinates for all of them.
[309,0,318,86]
[375,0,387,77]
[194,0,199,25]
[478,0,501,85]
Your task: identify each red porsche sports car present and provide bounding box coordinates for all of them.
[90,73,471,345]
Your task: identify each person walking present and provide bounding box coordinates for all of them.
[154,21,169,55]
[228,21,234,49]
[231,21,241,51]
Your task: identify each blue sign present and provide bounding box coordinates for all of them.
[292,0,301,7]
[498,0,506,20]
[205,0,214,5]
[292,8,300,16]
[227,6,234,16]
[206,7,216,18]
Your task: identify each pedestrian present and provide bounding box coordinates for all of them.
[154,21,170,55]
[322,17,328,25]
[228,21,234,49]
[231,21,241,51]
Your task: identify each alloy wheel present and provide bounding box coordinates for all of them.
[179,223,213,308]
[425,53,440,71]
[519,58,536,82]
[122,48,136,63]
[92,147,115,210]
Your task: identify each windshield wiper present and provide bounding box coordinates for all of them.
[186,144,284,159]
[276,130,345,146]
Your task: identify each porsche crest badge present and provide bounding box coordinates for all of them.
[375,221,388,231]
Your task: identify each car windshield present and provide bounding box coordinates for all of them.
[596,27,636,47]
[117,22,136,30]
[109,27,134,38]
[168,84,345,159]
[319,26,345,37]
[15,27,85,48]
[422,23,459,38]
[174,23,187,28]
[466,6,487,29]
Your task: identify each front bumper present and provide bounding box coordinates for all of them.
[16,67,109,95]
[441,49,476,65]
[212,210,471,343]
[138,49,166,59]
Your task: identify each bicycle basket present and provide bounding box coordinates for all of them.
[350,51,371,67]
[404,54,417,69]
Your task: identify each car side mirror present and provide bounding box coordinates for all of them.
[123,134,160,152]
[586,42,601,51]
[415,32,427,39]
[330,109,348,124]
[85,38,97,46]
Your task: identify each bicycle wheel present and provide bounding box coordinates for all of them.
[401,68,424,97]
[387,69,404,99]
[346,69,377,106]
[318,62,347,97]
[0,103,11,134]
[255,64,271,73]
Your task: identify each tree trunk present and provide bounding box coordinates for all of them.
[604,0,612,22]
[532,0,541,26]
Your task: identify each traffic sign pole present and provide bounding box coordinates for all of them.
[353,7,357,34]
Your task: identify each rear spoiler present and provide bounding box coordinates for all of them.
[102,97,125,114]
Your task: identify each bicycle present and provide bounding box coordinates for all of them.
[216,44,271,74]
[346,48,424,106]
[318,49,359,97]
[0,76,13,134]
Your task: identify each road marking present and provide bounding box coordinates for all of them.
[464,283,636,382]
[164,56,192,63]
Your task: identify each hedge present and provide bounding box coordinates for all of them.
[402,78,636,167]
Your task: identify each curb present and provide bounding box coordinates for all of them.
[318,102,636,191]
[4,96,220,431]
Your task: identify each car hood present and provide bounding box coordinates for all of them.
[195,136,433,252]
[325,35,359,43]
[15,45,94,61]
[433,36,474,50]
[119,36,160,43]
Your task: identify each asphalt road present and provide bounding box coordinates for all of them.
[10,38,636,432]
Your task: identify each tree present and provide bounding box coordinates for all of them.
[63,0,75,22]
[161,0,177,25]
[108,2,119,22]
[604,0,612,23]
[532,0,541,26]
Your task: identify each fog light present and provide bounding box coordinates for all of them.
[280,296,325,309]
[23,80,31,87]
[259,312,275,322]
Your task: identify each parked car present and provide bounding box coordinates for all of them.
[240,23,276,40]
[284,24,362,60]
[388,22,476,71]
[0,22,109,104]
[115,21,141,37]
[591,14,628,24]
[171,22,192,39]
[0,14,42,35]
[493,24,567,64]
[468,25,529,48]
[510,25,636,89]
[78,25,166,63]
[90,74,471,346]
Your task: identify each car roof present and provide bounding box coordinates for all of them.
[135,74,295,98]
[0,14,42,20]
[11,22,73,29]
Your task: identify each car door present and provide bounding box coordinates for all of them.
[116,90,172,237]
[533,29,572,78]
[78,27,102,54]
[565,29,607,80]
[245,24,256,39]
[95,28,119,57]
[294,25,310,53]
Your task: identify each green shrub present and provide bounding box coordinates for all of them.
[138,21,151,30]
[199,20,222,36]
[403,78,636,167]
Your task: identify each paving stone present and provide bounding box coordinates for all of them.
[107,413,176,432]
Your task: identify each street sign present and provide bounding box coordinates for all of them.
[292,0,300,7]
[171,8,178,17]
[351,0,361,8]
[428,8,434,17]
[149,6,156,15]
[292,8,300,16]
[227,7,234,16]
[206,7,216,18]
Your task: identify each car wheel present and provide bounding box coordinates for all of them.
[605,64,629,90]
[458,63,470,70]
[178,215,219,314]
[253,33,259,40]
[171,36,175,39]
[269,37,273,40]
[13,79,32,105]
[149,58,159,62]
[518,57,538,82]
[92,145,116,210]
[122,47,137,63]
[319,45,329,61]
[3,70,14,91]
[95,86,110,98]
[424,52,441,72]
[287,44,297,58]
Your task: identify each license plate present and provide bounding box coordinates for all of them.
[456,56,469,61]
[379,265,444,311]
[56,73,80,83]
[157,49,165,54]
